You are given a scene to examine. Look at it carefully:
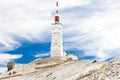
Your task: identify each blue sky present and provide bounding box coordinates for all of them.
[0,0,120,73]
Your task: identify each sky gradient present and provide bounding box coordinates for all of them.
[0,0,120,73]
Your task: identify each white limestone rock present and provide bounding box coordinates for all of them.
[0,57,120,80]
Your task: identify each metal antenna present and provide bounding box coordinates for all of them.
[56,1,58,14]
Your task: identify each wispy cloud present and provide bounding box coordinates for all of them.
[0,67,7,73]
[35,52,50,58]
[0,53,23,65]
[63,0,120,61]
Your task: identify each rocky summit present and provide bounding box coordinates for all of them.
[0,57,120,80]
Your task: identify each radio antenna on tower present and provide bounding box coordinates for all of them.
[56,1,58,13]
[55,1,60,22]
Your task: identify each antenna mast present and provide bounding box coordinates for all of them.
[55,1,60,23]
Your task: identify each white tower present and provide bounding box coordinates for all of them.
[51,2,64,57]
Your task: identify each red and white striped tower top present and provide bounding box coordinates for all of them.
[55,1,60,23]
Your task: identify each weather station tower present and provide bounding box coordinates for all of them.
[50,1,64,57]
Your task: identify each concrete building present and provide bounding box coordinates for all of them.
[50,2,78,60]
[50,2,64,57]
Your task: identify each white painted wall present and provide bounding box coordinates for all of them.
[51,22,64,57]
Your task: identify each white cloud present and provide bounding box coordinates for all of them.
[35,52,49,58]
[63,0,120,61]
[0,35,21,52]
[0,67,7,73]
[59,0,91,8]
[0,53,23,65]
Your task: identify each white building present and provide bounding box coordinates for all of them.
[50,2,64,57]
[50,2,78,60]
